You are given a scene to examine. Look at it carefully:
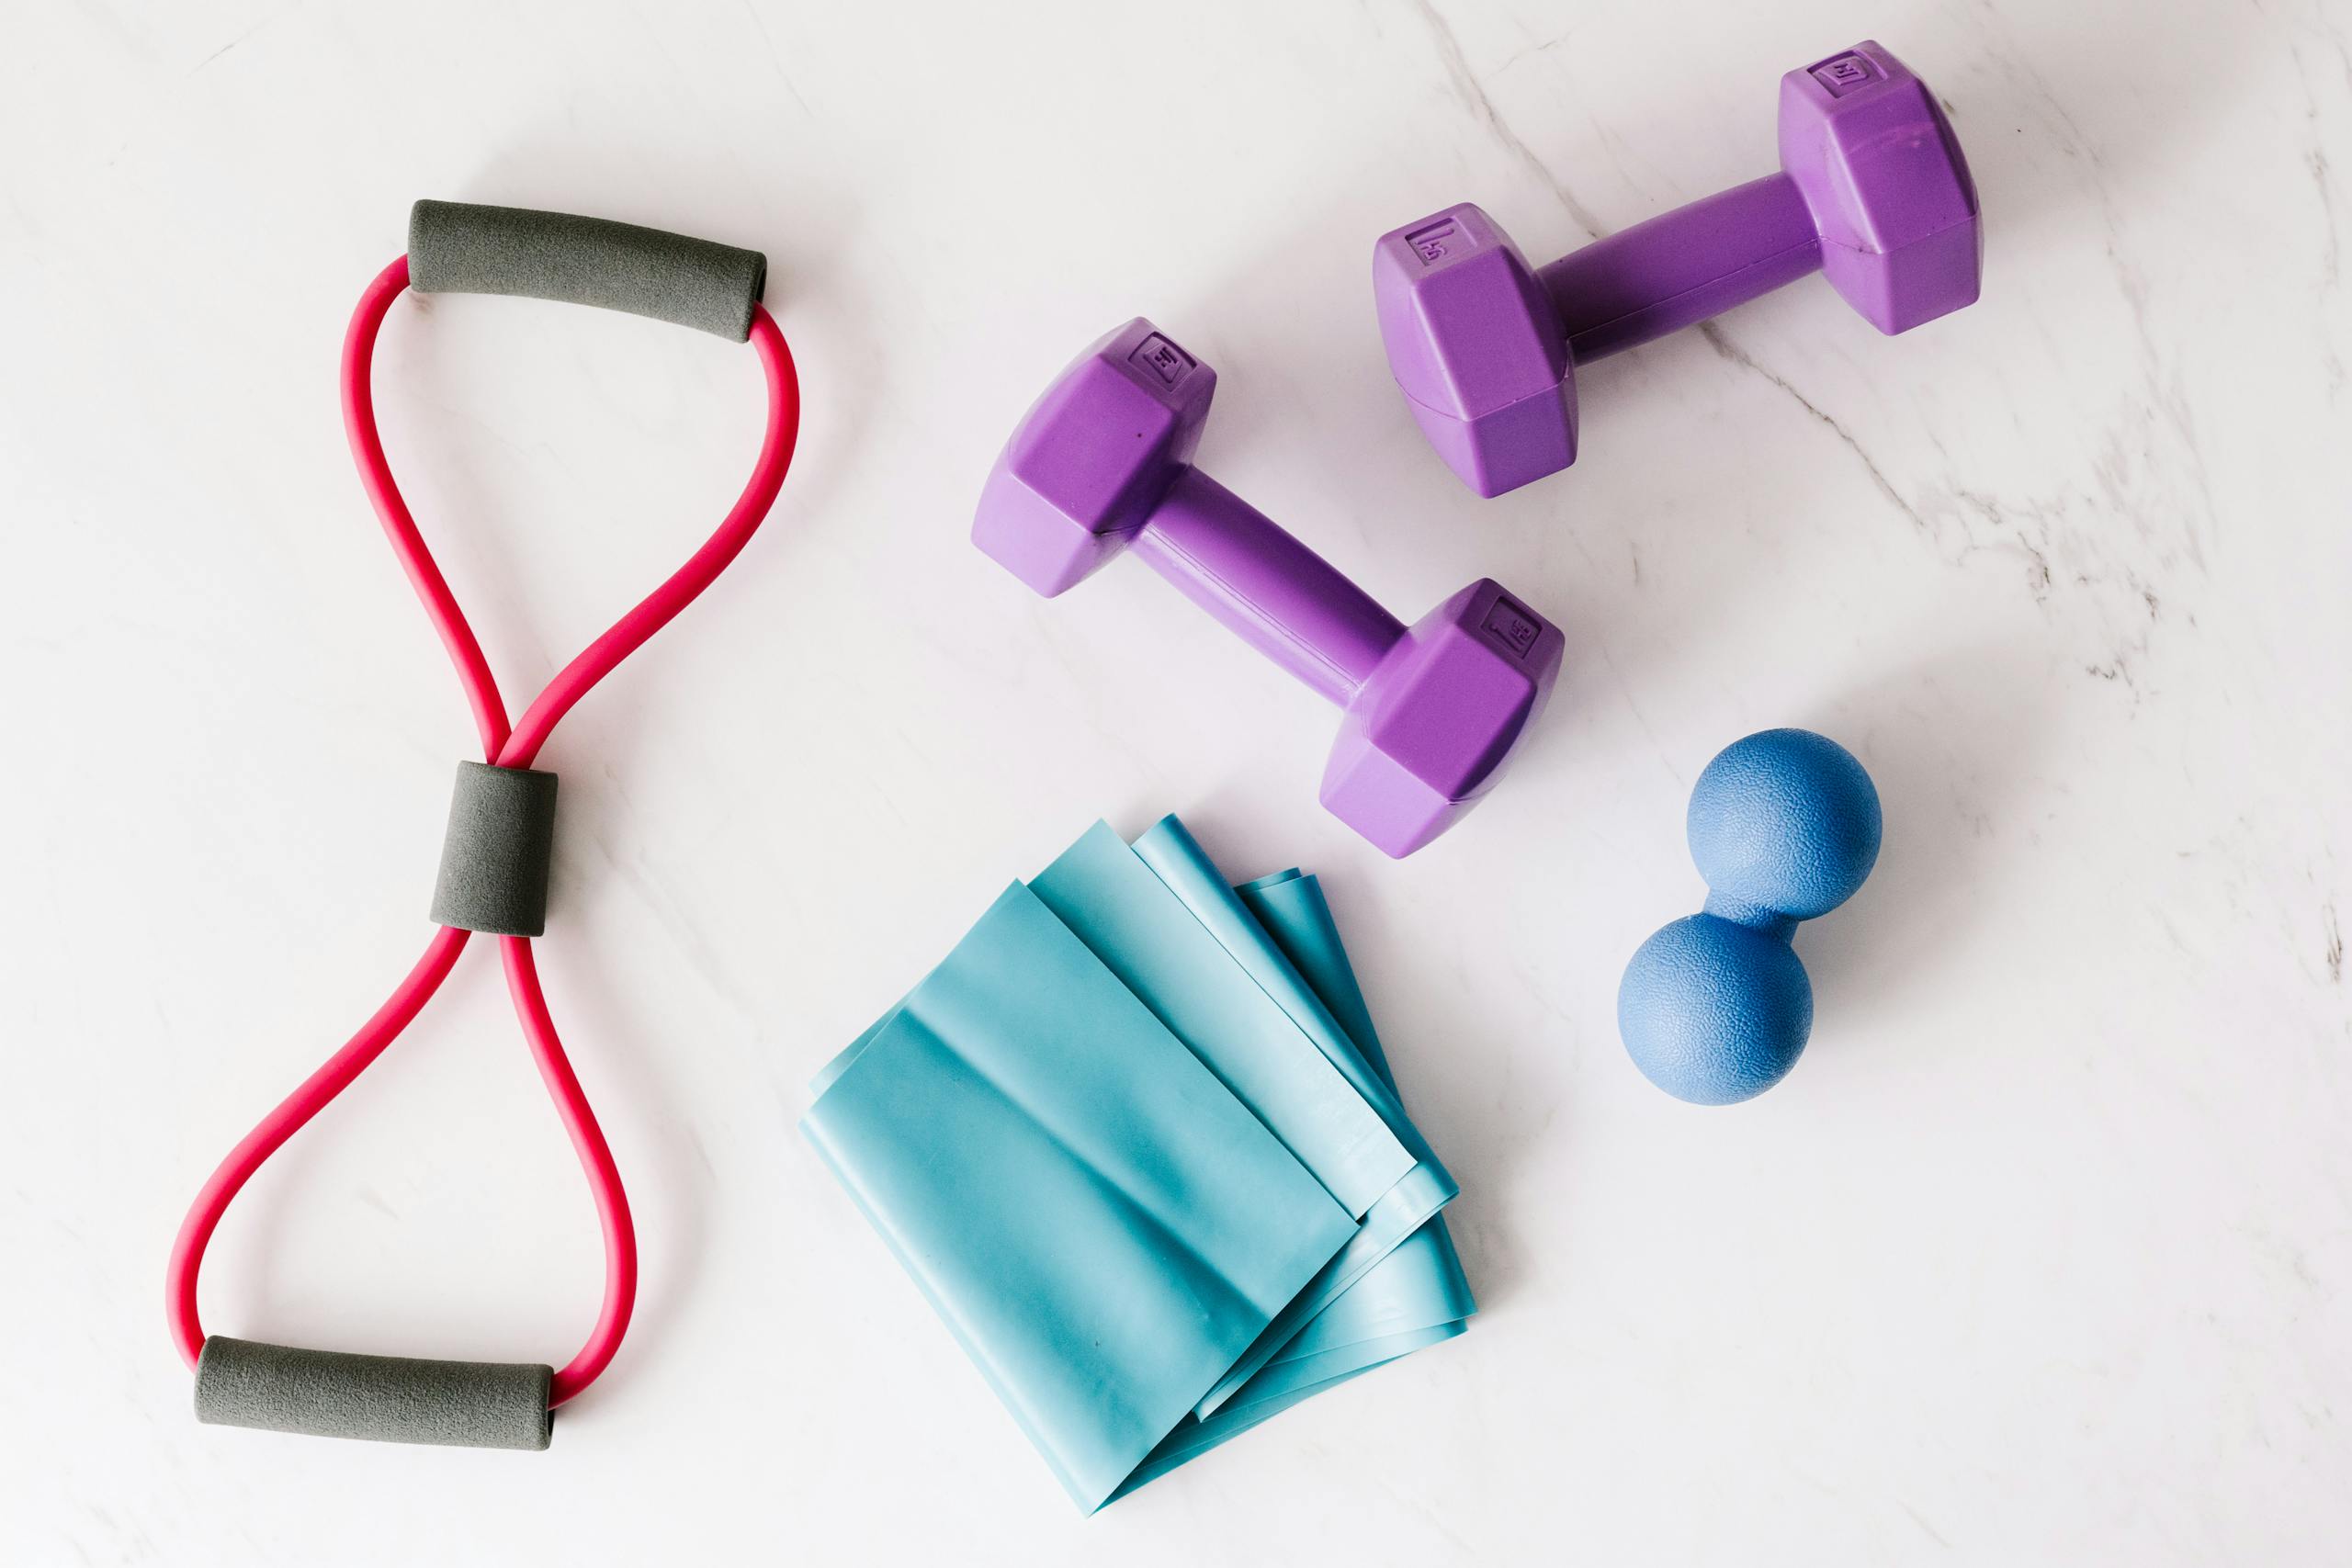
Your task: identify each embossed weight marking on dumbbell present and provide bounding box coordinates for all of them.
[1480,597,1544,659]
[1407,218,1460,265]
[1810,51,1879,96]
[972,318,1566,858]
[1129,333,1195,387]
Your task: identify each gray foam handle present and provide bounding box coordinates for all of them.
[195,1337,553,1450]
[431,761,558,937]
[409,199,767,341]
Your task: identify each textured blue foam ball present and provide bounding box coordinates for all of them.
[1617,914,1814,1104]
[1687,729,1882,920]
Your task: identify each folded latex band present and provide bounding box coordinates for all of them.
[809,879,1357,1506]
[167,201,801,1449]
[1113,866,1476,1500]
[807,817,1471,1508]
[1033,821,1458,1416]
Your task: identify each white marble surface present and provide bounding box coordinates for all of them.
[5,0,2348,1562]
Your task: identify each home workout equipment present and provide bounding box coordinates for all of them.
[1618,729,1882,1105]
[1373,39,1983,496]
[972,318,1565,857]
[166,200,802,1449]
[806,817,1474,1509]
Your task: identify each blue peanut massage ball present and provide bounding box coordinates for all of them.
[1617,728,1882,1104]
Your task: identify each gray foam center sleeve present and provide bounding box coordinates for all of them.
[195,1337,554,1450]
[408,199,767,341]
[430,761,558,938]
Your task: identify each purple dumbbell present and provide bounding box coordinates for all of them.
[1374,40,1983,497]
[973,318,1565,857]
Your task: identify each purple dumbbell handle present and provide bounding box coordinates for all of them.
[1538,173,1821,362]
[1130,468,1406,705]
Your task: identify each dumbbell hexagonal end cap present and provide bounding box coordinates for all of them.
[1780,41,1982,334]
[1373,205,1577,497]
[1320,579,1565,856]
[973,318,1216,596]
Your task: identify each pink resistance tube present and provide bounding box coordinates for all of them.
[166,255,802,1406]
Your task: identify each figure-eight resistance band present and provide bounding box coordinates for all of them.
[165,201,801,1450]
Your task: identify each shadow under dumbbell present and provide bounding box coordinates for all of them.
[1558,10,2261,473]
